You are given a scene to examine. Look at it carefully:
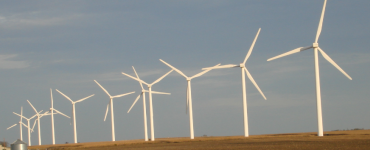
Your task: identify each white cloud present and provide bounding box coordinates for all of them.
[0,12,85,29]
[0,54,29,69]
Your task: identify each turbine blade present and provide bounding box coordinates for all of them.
[27,100,38,114]
[20,107,23,122]
[75,94,95,103]
[267,47,309,61]
[29,110,42,120]
[122,72,149,85]
[315,0,327,43]
[94,80,112,97]
[132,66,144,90]
[50,88,53,108]
[32,119,37,131]
[53,109,70,118]
[56,89,74,103]
[202,64,239,70]
[7,124,17,130]
[21,122,28,129]
[151,69,173,85]
[111,91,135,98]
[41,113,50,117]
[317,47,352,80]
[150,91,171,95]
[159,59,188,78]
[244,68,267,100]
[29,114,37,120]
[191,64,221,79]
[13,112,27,120]
[104,103,109,121]
[127,93,141,113]
[243,28,261,64]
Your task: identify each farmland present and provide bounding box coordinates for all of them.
[28,129,370,150]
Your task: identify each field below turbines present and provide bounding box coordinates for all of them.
[28,130,370,150]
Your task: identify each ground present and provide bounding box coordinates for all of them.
[28,130,370,150]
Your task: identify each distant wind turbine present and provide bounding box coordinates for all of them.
[126,66,171,141]
[267,0,351,136]
[13,110,38,146]
[56,89,94,143]
[122,69,173,141]
[7,107,28,141]
[203,28,267,137]
[27,100,51,145]
[159,59,220,139]
[94,80,135,141]
[49,89,70,145]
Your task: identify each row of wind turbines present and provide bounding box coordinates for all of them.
[6,0,352,146]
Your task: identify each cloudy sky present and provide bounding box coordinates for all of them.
[1,0,369,145]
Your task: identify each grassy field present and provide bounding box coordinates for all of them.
[28,130,370,150]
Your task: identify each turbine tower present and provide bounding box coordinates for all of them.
[159,59,220,139]
[7,107,28,141]
[202,28,267,137]
[13,111,38,146]
[126,66,171,141]
[56,89,94,143]
[94,80,135,141]
[122,69,173,141]
[267,0,352,136]
[49,88,70,145]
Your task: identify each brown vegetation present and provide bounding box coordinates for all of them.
[29,130,370,150]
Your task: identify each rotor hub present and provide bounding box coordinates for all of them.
[239,63,245,68]
[313,43,319,48]
[142,90,146,92]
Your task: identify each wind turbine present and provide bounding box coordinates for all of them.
[13,111,38,146]
[7,107,28,141]
[202,28,267,137]
[94,80,135,141]
[56,89,94,143]
[159,59,220,139]
[122,69,173,141]
[48,88,70,145]
[267,0,352,137]
[27,100,51,145]
[126,66,171,141]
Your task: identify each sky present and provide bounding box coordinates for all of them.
[1,0,369,145]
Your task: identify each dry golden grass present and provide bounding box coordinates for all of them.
[29,130,370,150]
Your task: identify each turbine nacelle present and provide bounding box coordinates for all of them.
[313,43,319,48]
[239,63,245,68]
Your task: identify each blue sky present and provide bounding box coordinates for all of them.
[1,0,369,144]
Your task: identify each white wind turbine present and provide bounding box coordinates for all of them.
[7,107,28,142]
[126,66,171,141]
[202,28,267,137]
[13,110,38,146]
[159,59,220,139]
[267,0,352,136]
[94,80,135,141]
[122,69,173,141]
[56,89,94,143]
[27,100,51,145]
[48,88,70,145]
